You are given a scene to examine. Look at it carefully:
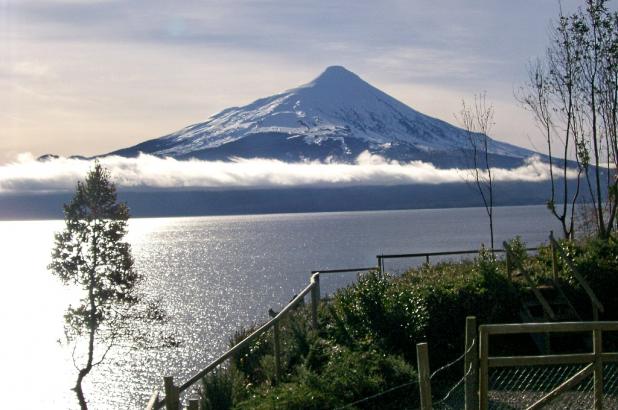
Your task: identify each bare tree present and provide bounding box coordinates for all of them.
[518,27,584,239]
[459,92,496,251]
[520,0,618,239]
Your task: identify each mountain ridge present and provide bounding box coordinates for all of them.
[107,66,537,167]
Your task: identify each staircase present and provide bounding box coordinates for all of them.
[519,283,580,323]
[504,240,584,353]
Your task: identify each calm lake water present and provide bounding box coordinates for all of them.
[0,205,560,409]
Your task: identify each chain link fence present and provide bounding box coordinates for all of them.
[486,362,618,409]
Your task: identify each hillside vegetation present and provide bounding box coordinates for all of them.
[199,237,618,409]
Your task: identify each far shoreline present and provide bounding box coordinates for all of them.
[0,181,566,221]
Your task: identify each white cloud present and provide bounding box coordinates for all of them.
[0,152,577,194]
[12,61,53,78]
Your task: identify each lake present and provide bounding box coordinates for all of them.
[0,205,560,409]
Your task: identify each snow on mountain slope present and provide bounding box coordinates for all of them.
[108,66,536,164]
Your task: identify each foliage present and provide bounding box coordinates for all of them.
[404,255,521,365]
[228,324,274,384]
[504,236,527,266]
[570,237,618,319]
[235,347,417,410]
[201,367,246,410]
[328,271,427,361]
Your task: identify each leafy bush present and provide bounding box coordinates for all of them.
[201,367,245,410]
[236,347,417,410]
[401,253,521,365]
[571,238,618,320]
[504,236,527,266]
[326,257,520,368]
[328,271,427,360]
[229,325,273,384]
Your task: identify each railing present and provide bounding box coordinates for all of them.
[478,321,618,409]
[377,247,539,273]
[146,267,378,410]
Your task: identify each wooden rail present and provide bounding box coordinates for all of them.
[479,321,618,410]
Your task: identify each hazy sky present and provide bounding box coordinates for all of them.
[1,0,586,164]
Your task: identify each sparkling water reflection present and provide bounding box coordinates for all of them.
[0,206,560,409]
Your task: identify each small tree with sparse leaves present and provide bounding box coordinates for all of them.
[458,92,496,251]
[49,162,166,409]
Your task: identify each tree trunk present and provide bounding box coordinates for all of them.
[489,214,495,254]
[73,228,98,410]
[74,368,90,410]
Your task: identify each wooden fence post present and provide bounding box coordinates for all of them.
[593,328,603,409]
[425,254,430,265]
[163,376,179,410]
[465,316,478,410]
[479,326,489,410]
[311,273,320,330]
[416,342,432,410]
[273,320,281,384]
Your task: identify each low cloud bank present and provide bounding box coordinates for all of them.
[0,152,576,194]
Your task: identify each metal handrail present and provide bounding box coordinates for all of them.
[377,247,540,272]
[311,267,377,274]
[378,247,538,260]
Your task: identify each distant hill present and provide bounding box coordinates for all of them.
[0,180,570,221]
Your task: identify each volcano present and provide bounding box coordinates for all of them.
[107,66,536,168]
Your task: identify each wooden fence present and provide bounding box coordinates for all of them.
[479,321,618,409]
[415,318,618,410]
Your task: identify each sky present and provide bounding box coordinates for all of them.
[1,0,586,165]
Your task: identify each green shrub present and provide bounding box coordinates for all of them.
[402,255,520,366]
[201,367,245,410]
[229,325,273,384]
[236,347,417,410]
[329,271,427,360]
[504,236,527,265]
[571,237,618,320]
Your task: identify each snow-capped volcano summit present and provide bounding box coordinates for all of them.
[108,66,536,166]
